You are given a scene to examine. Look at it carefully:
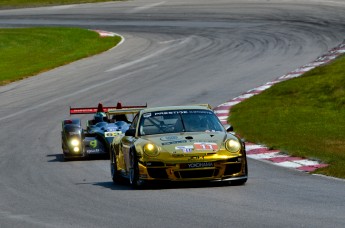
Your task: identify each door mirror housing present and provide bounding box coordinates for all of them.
[125,128,136,137]
[223,124,234,132]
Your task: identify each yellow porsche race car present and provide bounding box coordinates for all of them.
[110,105,248,188]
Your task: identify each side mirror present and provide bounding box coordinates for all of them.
[125,128,136,137]
[223,124,234,132]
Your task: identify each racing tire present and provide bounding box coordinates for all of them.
[110,147,122,183]
[129,149,145,189]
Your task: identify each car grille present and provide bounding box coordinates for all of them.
[224,163,242,175]
[175,169,216,179]
[147,168,169,179]
[146,162,165,167]
[146,162,242,180]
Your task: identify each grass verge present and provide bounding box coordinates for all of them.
[0,27,121,86]
[229,55,345,179]
[0,0,122,9]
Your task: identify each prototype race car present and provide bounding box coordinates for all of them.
[61,102,146,161]
[110,105,248,188]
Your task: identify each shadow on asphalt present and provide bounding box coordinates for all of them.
[46,153,109,162]
[47,154,64,162]
[87,180,233,191]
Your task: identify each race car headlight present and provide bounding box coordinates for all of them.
[225,139,241,153]
[73,147,80,153]
[70,139,80,147]
[143,143,159,157]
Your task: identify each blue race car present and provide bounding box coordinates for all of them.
[61,102,146,161]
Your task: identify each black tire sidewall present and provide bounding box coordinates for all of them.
[129,149,140,188]
[110,146,120,183]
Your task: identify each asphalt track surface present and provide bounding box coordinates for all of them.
[0,0,345,227]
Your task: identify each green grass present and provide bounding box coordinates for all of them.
[0,27,121,85]
[0,0,122,9]
[229,55,345,178]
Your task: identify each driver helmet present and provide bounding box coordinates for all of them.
[94,112,107,123]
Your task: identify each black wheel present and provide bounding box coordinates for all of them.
[129,149,144,189]
[110,146,122,183]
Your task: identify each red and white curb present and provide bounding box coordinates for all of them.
[91,30,125,47]
[92,29,117,37]
[245,143,328,172]
[215,41,345,173]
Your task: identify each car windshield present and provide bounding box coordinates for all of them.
[139,109,224,135]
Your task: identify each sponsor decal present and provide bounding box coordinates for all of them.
[90,140,98,149]
[70,108,97,114]
[154,111,188,116]
[180,162,214,169]
[107,127,119,132]
[194,142,218,151]
[160,136,184,141]
[175,145,194,153]
[153,110,213,116]
[162,140,187,145]
[187,110,213,115]
[193,140,218,143]
[69,131,79,136]
[188,156,204,160]
[143,113,152,118]
[86,148,101,154]
[104,131,122,137]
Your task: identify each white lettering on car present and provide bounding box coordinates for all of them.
[187,162,213,168]
[175,145,194,152]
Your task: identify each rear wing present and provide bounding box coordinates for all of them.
[70,102,147,115]
[107,108,145,115]
[190,104,213,109]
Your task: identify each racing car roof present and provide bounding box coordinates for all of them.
[107,108,146,115]
[137,104,212,114]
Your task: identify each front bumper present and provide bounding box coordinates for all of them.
[63,149,86,159]
[137,157,247,182]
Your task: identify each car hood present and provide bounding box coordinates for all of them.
[142,132,227,156]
